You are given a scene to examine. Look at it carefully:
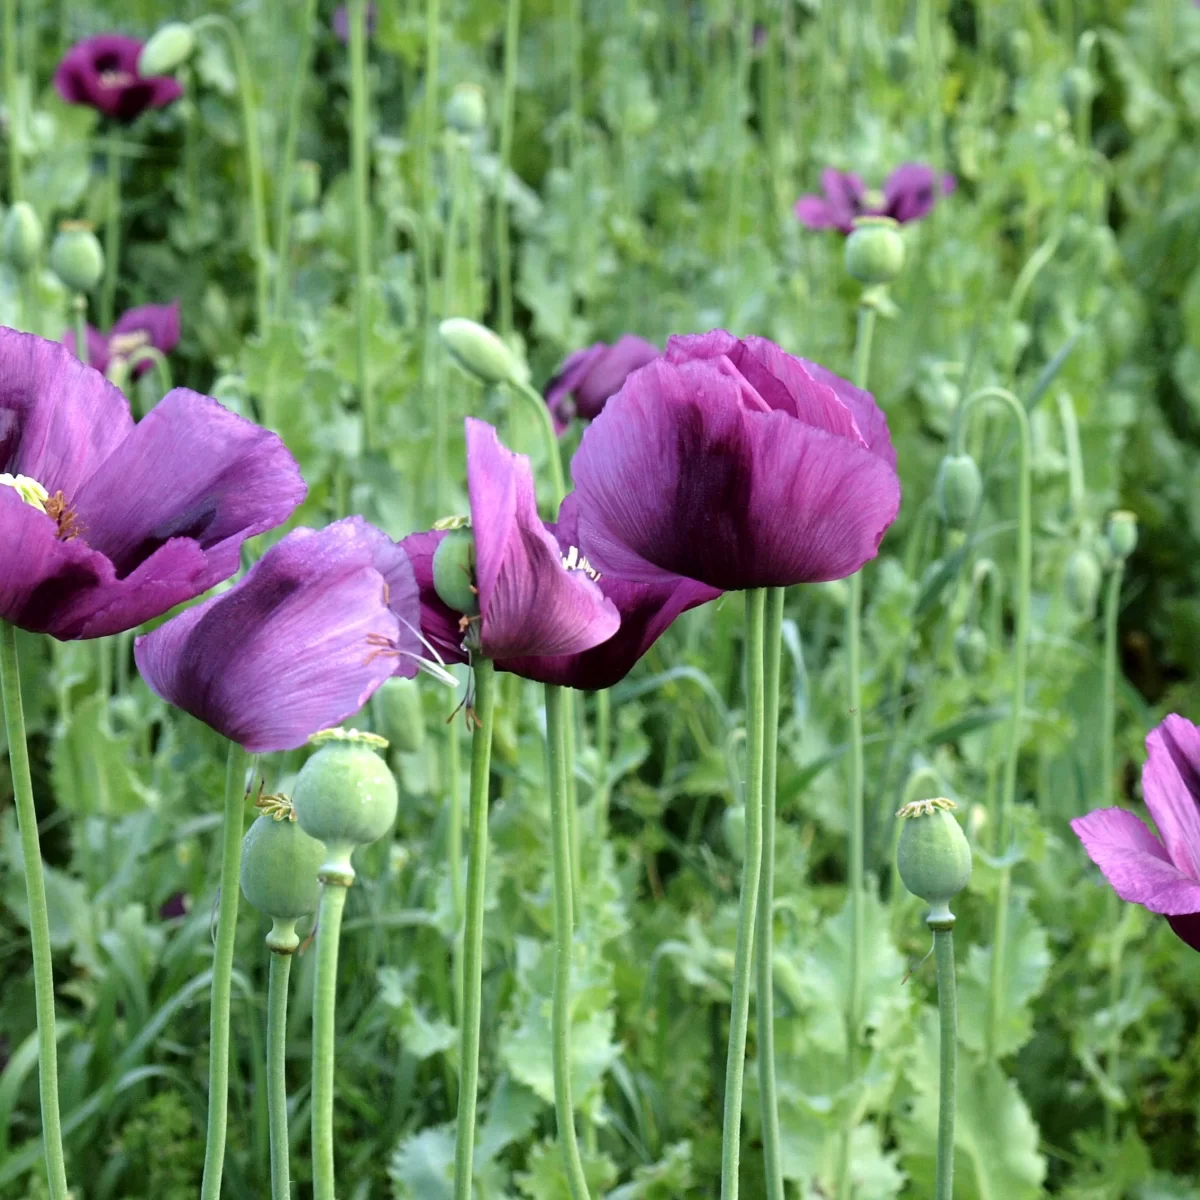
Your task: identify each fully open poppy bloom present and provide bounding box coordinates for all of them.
[0,329,304,640]
[545,335,659,433]
[54,34,182,122]
[794,164,956,234]
[135,518,423,753]
[1072,715,1200,952]
[64,301,181,378]
[571,330,901,592]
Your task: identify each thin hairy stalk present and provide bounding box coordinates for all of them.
[347,0,375,449]
[312,879,349,1200]
[423,0,443,509]
[4,0,22,201]
[267,949,294,1200]
[511,377,567,507]
[100,145,120,328]
[932,920,958,1200]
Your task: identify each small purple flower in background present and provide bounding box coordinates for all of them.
[54,34,182,122]
[572,330,901,592]
[0,329,305,640]
[544,335,659,433]
[1073,715,1200,952]
[159,891,190,920]
[135,518,426,753]
[64,300,180,378]
[332,3,378,42]
[794,163,956,234]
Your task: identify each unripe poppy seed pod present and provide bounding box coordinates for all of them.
[3,202,42,272]
[446,83,487,133]
[138,22,196,76]
[372,676,426,754]
[1107,510,1138,561]
[49,225,104,293]
[935,454,982,531]
[1065,547,1102,617]
[439,317,518,388]
[896,798,972,923]
[845,216,906,286]
[432,527,480,616]
[240,808,326,951]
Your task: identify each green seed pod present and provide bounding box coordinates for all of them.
[439,317,518,387]
[292,729,399,879]
[896,798,972,922]
[845,216,906,286]
[432,527,480,616]
[723,804,746,863]
[1107,510,1138,561]
[3,202,43,272]
[1061,66,1094,120]
[49,225,104,293]
[240,807,326,950]
[935,454,982,531]
[954,624,988,676]
[138,22,196,76]
[446,83,487,133]
[372,676,426,754]
[1064,547,1102,617]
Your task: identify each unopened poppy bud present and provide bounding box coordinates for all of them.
[845,216,905,286]
[372,676,425,753]
[292,729,399,880]
[723,804,746,863]
[887,34,917,82]
[954,625,987,675]
[432,527,480,616]
[138,22,196,76]
[446,82,486,133]
[935,454,982,530]
[1061,66,1094,119]
[3,202,42,272]
[1003,29,1032,76]
[896,797,972,922]
[49,224,104,293]
[1107,510,1138,561]
[240,804,326,952]
[439,317,518,387]
[293,159,321,209]
[1065,547,1102,616]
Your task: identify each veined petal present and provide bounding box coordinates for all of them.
[803,359,897,468]
[1142,715,1200,879]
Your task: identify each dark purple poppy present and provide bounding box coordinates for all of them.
[159,891,190,920]
[794,163,955,234]
[571,330,901,592]
[332,3,378,42]
[1072,715,1200,953]
[54,34,182,123]
[0,328,305,640]
[545,335,660,433]
[135,518,424,754]
[64,301,181,378]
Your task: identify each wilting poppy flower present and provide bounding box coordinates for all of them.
[64,300,181,378]
[135,518,425,753]
[571,330,900,592]
[0,329,305,640]
[332,3,378,42]
[794,164,955,234]
[400,418,619,663]
[545,335,659,433]
[1072,715,1200,952]
[54,34,182,122]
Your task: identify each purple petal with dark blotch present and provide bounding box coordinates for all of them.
[53,34,181,122]
[883,162,951,224]
[1141,714,1200,879]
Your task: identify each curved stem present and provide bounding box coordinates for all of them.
[1,623,70,1200]
[719,587,766,1200]
[347,0,374,450]
[101,145,120,329]
[496,0,521,337]
[267,949,294,1200]
[312,879,349,1200]
[512,378,567,510]
[3,0,21,202]
[546,684,592,1198]
[200,742,253,1200]
[124,347,174,402]
[453,658,496,1200]
[932,920,958,1200]
[756,587,785,1200]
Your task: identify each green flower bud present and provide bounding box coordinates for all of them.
[935,454,982,531]
[138,22,196,76]
[240,805,326,951]
[49,224,104,293]
[292,729,399,880]
[1061,66,1094,119]
[887,35,917,83]
[1107,510,1138,561]
[372,676,426,754]
[446,83,487,133]
[896,798,972,922]
[1065,547,1102,617]
[432,527,480,616]
[293,159,321,209]
[3,202,43,272]
[439,317,518,387]
[954,625,988,676]
[1003,29,1032,76]
[845,216,906,286]
[723,804,746,863]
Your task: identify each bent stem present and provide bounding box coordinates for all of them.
[101,144,120,329]
[312,875,350,1200]
[931,918,958,1200]
[511,377,567,508]
[453,657,496,1200]
[1,623,70,1200]
[266,943,295,1200]
[347,0,375,450]
[719,587,767,1200]
[546,685,592,1199]
[200,741,254,1200]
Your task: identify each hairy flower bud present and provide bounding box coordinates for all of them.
[446,82,487,133]
[3,202,43,272]
[241,807,326,950]
[49,224,104,293]
[845,216,906,286]
[431,527,480,616]
[935,454,982,531]
[372,676,426,754]
[138,22,196,76]
[1107,510,1138,561]
[896,798,972,922]
[954,624,987,676]
[1065,547,1102,617]
[439,317,518,387]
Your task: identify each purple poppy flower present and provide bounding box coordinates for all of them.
[794,163,955,234]
[159,891,190,920]
[571,330,901,592]
[54,34,182,123]
[1072,715,1200,952]
[332,3,377,42]
[64,300,181,378]
[0,329,305,640]
[545,335,660,433]
[135,518,424,754]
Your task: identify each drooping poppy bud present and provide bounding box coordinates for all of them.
[1107,510,1138,561]
[845,216,905,286]
[954,624,987,675]
[723,804,746,863]
[935,454,982,531]
[49,224,104,293]
[138,22,196,77]
[241,801,326,952]
[439,318,519,388]
[1065,547,1102,617]
[3,202,43,272]
[896,797,972,923]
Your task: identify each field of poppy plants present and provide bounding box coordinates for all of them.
[7,0,1200,1197]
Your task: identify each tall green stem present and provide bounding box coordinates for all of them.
[423,0,443,510]
[595,687,611,824]
[200,741,253,1200]
[71,294,87,363]
[100,145,121,329]
[312,879,349,1200]
[724,0,753,276]
[448,686,464,1018]
[267,948,294,1200]
[931,920,958,1200]
[4,0,21,202]
[546,685,592,1199]
[496,0,521,337]
[566,0,583,295]
[755,587,785,1200]
[347,0,375,450]
[511,378,567,508]
[1,623,69,1200]
[453,658,496,1200]
[719,587,766,1200]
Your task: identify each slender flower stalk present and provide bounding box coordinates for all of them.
[312,878,349,1200]
[347,0,374,449]
[4,0,21,202]
[719,587,767,1200]
[100,146,120,329]
[511,377,567,507]
[546,683,592,1199]
[266,949,293,1200]
[0,623,70,1200]
[932,919,958,1200]
[454,658,496,1200]
[496,0,521,337]
[423,0,442,509]
[447,685,464,1018]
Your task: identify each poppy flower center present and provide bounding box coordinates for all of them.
[98,68,135,89]
[0,473,83,541]
[561,545,601,582]
[862,187,885,211]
